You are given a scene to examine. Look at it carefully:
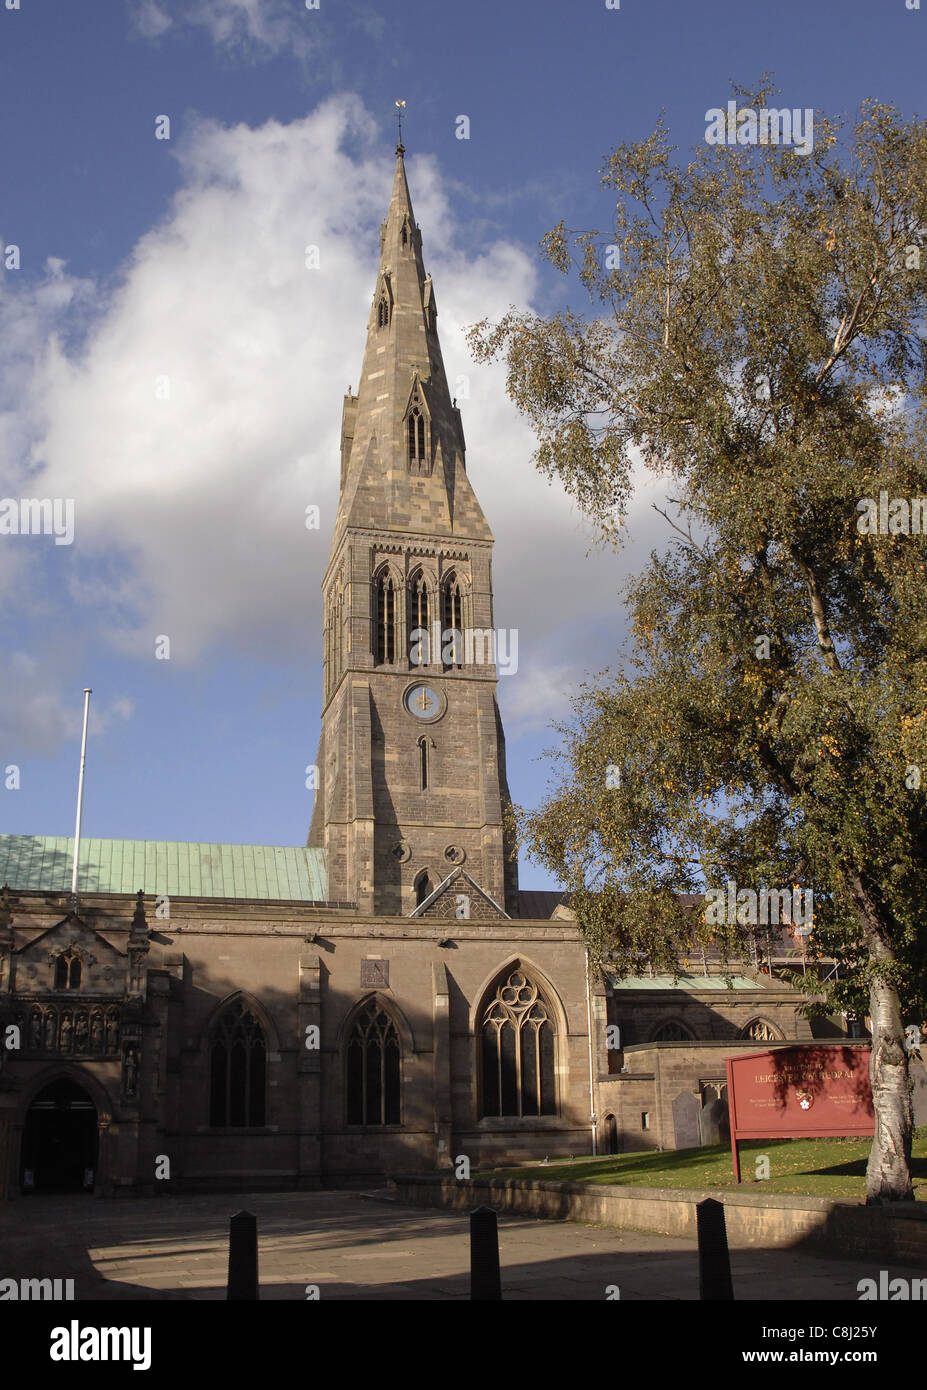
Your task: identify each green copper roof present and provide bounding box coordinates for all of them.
[0,835,327,902]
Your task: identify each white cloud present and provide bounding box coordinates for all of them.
[1,653,132,756]
[1,97,672,754]
[127,0,340,61]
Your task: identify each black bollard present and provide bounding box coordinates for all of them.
[470,1205,502,1300]
[696,1197,734,1300]
[227,1210,259,1300]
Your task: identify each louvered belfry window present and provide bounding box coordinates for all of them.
[442,573,463,669]
[376,571,396,664]
[209,1000,266,1128]
[409,570,429,665]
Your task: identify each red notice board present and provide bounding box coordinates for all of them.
[725,1044,874,1182]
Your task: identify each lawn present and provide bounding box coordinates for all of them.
[483,1133,927,1202]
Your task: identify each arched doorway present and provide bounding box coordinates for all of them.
[603,1113,618,1155]
[20,1078,98,1194]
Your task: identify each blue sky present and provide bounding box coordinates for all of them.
[0,0,923,890]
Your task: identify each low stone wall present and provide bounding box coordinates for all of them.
[394,1174,927,1264]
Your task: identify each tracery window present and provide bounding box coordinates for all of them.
[377,296,389,328]
[375,570,397,665]
[408,407,426,465]
[651,1020,694,1042]
[209,1000,266,1128]
[346,999,400,1126]
[741,1018,779,1042]
[480,969,556,1118]
[441,572,463,669]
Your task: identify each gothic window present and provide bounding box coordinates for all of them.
[209,1000,267,1128]
[442,573,463,669]
[408,569,430,665]
[408,407,426,465]
[741,1018,779,1042]
[53,952,81,990]
[377,296,389,328]
[418,736,428,790]
[334,585,344,678]
[480,969,557,1118]
[651,1020,694,1042]
[414,870,432,906]
[375,570,397,665]
[346,998,400,1126]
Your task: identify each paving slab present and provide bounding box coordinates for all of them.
[0,1189,920,1300]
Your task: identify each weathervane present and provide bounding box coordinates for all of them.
[395,99,406,150]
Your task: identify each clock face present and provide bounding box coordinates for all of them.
[405,683,442,720]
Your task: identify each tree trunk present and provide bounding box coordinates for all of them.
[865,972,914,1204]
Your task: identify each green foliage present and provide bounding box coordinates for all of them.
[470,83,927,1019]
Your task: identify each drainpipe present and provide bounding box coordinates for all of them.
[585,947,597,1156]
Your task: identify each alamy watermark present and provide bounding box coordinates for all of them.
[856,492,927,535]
[410,625,518,676]
[704,880,813,928]
[0,497,74,545]
[0,1276,74,1299]
[705,101,814,156]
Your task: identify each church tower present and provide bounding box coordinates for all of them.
[308,141,519,917]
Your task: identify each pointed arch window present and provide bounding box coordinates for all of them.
[442,573,464,669]
[414,870,432,906]
[375,570,397,665]
[346,998,400,1126]
[334,584,344,678]
[650,1019,693,1042]
[377,296,390,328]
[740,1018,780,1042]
[408,569,430,665]
[408,407,426,466]
[209,1000,266,1128]
[54,952,81,990]
[481,969,557,1118]
[418,735,428,790]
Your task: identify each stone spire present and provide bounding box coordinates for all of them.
[333,144,493,545]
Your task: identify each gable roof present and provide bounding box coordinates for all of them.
[409,866,509,919]
[15,911,127,955]
[0,835,327,902]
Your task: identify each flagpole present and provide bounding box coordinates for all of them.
[70,688,92,908]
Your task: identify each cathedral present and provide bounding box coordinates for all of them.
[0,144,821,1198]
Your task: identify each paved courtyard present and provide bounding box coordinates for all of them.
[0,1190,919,1300]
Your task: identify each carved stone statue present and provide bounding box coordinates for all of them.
[124,1045,138,1097]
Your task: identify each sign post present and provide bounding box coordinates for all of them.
[726,1044,874,1183]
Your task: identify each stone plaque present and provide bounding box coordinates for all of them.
[361,959,389,988]
[672,1091,702,1150]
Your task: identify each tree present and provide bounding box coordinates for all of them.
[470,83,927,1203]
